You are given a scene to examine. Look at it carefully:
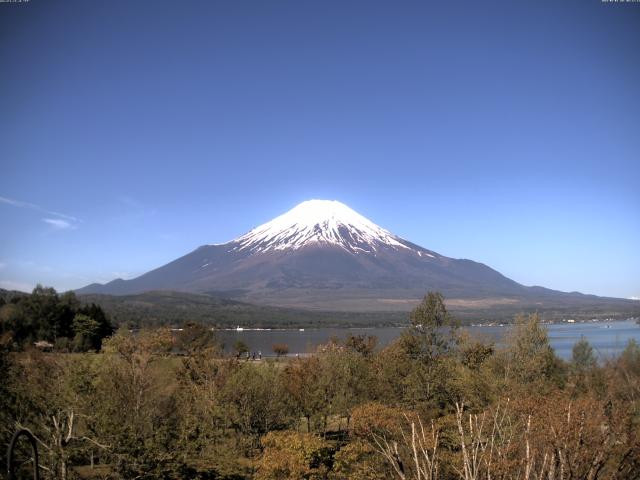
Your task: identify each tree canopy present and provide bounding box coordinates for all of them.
[0,285,114,351]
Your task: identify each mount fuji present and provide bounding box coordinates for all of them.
[77,200,637,314]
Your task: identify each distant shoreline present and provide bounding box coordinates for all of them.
[211,316,639,332]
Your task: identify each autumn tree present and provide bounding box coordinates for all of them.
[345,334,377,357]
[175,353,244,477]
[330,440,389,480]
[351,402,439,480]
[273,343,289,357]
[285,356,326,433]
[93,328,184,478]
[317,345,376,431]
[175,321,220,355]
[503,393,638,480]
[234,339,250,356]
[9,350,105,480]
[255,431,332,480]
[372,339,415,406]
[0,332,16,472]
[221,362,295,453]
[607,338,640,404]
[286,340,378,435]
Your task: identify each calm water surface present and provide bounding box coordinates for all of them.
[218,319,640,360]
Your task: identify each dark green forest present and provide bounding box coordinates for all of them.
[0,286,113,352]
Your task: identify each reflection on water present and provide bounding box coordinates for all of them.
[218,319,640,360]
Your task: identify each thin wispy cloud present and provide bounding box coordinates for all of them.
[0,195,80,226]
[0,262,6,270]
[119,195,145,211]
[42,218,75,230]
[116,195,158,220]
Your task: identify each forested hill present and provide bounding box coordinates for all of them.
[71,289,640,328]
[4,287,637,333]
[76,290,407,329]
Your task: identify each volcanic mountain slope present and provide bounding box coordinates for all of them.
[78,200,639,313]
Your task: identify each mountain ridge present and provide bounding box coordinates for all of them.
[77,200,638,316]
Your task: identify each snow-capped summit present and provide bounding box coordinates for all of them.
[233,199,410,253]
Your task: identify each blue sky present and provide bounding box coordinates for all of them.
[1,0,638,299]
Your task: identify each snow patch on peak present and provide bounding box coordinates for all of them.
[233,199,412,254]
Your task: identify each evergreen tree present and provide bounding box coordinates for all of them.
[403,291,458,362]
[72,313,102,351]
[572,336,597,371]
[507,313,566,387]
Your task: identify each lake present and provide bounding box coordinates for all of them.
[218,319,640,360]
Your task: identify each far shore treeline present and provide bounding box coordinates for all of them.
[1,288,639,479]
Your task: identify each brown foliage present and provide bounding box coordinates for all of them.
[255,431,331,480]
[350,402,405,438]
